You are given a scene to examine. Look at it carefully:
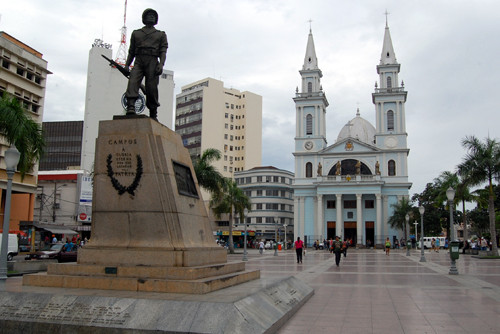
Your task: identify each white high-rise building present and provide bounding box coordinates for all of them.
[80,40,174,174]
[175,78,262,189]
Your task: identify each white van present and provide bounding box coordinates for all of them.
[0,234,19,261]
[418,237,446,249]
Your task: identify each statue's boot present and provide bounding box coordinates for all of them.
[126,99,136,115]
[150,108,158,121]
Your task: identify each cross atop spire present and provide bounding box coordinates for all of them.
[308,19,313,32]
[384,9,390,27]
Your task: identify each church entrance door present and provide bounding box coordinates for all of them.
[344,221,357,245]
[366,221,375,248]
[327,221,336,239]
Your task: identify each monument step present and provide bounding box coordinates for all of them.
[23,269,261,294]
[45,261,247,280]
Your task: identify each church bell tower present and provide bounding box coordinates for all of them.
[372,20,408,151]
[293,28,329,154]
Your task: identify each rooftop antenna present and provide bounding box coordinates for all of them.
[115,0,128,65]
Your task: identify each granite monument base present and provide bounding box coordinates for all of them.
[23,117,259,293]
[2,276,313,333]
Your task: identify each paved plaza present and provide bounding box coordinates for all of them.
[2,247,500,333]
[244,248,500,334]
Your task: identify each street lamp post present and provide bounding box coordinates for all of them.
[283,223,288,251]
[419,205,426,262]
[447,187,458,275]
[413,222,418,244]
[274,218,278,256]
[0,146,21,280]
[406,214,410,256]
[242,209,248,262]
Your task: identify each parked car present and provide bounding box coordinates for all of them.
[0,233,18,261]
[25,243,78,262]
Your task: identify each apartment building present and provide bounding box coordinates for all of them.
[0,31,50,232]
[234,166,294,242]
[175,78,262,186]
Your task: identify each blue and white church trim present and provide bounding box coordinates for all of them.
[292,22,412,247]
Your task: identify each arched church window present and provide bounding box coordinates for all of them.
[387,110,394,131]
[388,160,396,176]
[307,82,312,93]
[306,114,313,135]
[306,162,312,178]
[387,76,392,88]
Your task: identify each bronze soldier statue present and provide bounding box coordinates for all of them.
[124,8,168,121]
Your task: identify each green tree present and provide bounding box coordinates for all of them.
[193,148,225,195]
[434,171,475,242]
[411,183,447,237]
[458,135,500,254]
[0,93,45,177]
[388,197,414,239]
[210,178,251,254]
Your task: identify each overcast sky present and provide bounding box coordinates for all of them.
[2,0,499,201]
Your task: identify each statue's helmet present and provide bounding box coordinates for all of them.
[142,8,158,25]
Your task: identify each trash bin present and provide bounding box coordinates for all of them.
[450,241,460,260]
[407,243,411,250]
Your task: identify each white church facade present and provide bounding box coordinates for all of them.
[292,23,411,247]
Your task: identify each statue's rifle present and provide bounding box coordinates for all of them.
[101,55,146,94]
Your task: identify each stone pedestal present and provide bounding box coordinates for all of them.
[24,117,259,293]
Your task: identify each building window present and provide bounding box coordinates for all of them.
[344,200,356,209]
[257,190,262,196]
[225,112,228,118]
[307,82,312,93]
[347,212,354,219]
[16,67,24,76]
[224,134,228,139]
[225,123,228,129]
[387,76,392,88]
[2,60,9,69]
[365,200,374,209]
[273,176,279,182]
[256,203,263,210]
[327,200,336,209]
[257,176,262,182]
[306,114,313,135]
[388,160,396,176]
[306,162,312,178]
[387,110,394,131]
[245,177,251,183]
[256,217,262,224]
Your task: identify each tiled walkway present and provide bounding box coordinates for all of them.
[2,248,500,333]
[238,248,500,334]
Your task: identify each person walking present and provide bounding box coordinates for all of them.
[435,238,440,252]
[295,237,304,263]
[333,236,343,267]
[259,240,264,255]
[385,237,391,255]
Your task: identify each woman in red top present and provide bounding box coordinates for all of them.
[295,237,304,263]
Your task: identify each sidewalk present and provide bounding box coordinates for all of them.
[2,248,499,333]
[236,248,500,333]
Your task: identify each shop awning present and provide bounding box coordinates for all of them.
[36,225,79,235]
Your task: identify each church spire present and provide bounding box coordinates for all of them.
[379,20,397,65]
[303,28,318,70]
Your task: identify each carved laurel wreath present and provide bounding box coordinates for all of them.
[106,154,143,196]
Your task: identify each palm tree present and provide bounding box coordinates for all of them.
[0,93,45,177]
[458,136,500,255]
[434,171,475,243]
[388,197,413,241]
[192,148,225,195]
[210,178,251,254]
